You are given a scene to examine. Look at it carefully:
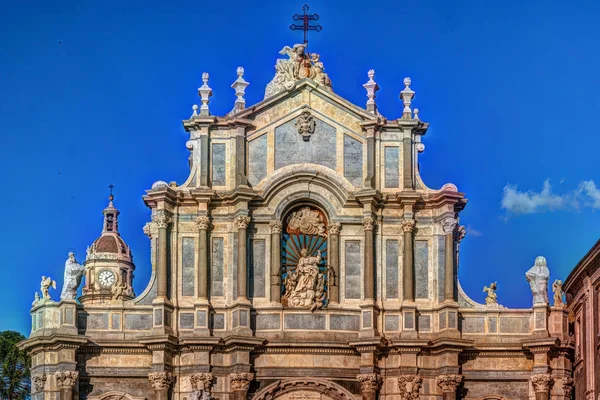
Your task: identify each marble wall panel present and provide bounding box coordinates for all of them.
[212,313,225,330]
[124,314,152,331]
[438,236,446,302]
[489,316,498,333]
[330,314,360,331]
[275,116,336,170]
[232,233,238,300]
[385,315,400,331]
[211,143,226,186]
[345,240,361,300]
[182,237,195,296]
[250,239,266,298]
[248,134,268,186]
[499,316,530,333]
[284,314,326,330]
[415,240,429,299]
[418,315,431,331]
[462,316,485,333]
[343,134,363,186]
[179,313,194,329]
[384,146,400,188]
[211,237,224,297]
[87,313,108,330]
[385,240,399,299]
[256,314,280,330]
[111,314,120,330]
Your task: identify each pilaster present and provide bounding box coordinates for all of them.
[233,214,252,335]
[357,373,381,400]
[436,374,463,400]
[149,372,175,400]
[229,372,254,400]
[530,373,553,400]
[55,371,78,400]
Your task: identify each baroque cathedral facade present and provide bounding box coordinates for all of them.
[21,40,574,400]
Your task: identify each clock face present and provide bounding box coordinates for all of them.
[98,270,115,288]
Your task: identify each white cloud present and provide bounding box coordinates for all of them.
[466,225,482,237]
[501,179,600,215]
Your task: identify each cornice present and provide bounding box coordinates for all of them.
[18,334,88,353]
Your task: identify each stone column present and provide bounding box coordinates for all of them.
[269,220,282,303]
[235,215,251,301]
[32,373,47,395]
[442,217,457,302]
[197,216,210,299]
[55,371,78,400]
[328,222,341,304]
[402,219,416,302]
[363,217,375,301]
[398,375,422,400]
[154,212,172,299]
[436,374,463,400]
[530,374,553,400]
[149,372,174,400]
[357,373,381,400]
[190,373,214,399]
[230,372,254,400]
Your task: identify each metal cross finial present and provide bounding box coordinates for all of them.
[290,4,322,52]
[108,183,114,201]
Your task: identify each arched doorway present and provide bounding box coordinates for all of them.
[281,204,330,310]
[253,379,356,400]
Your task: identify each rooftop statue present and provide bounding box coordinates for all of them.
[40,276,56,301]
[60,252,86,301]
[264,43,332,98]
[552,279,564,306]
[526,256,550,305]
[483,282,498,305]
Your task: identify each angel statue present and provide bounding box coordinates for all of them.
[483,282,498,305]
[60,252,86,300]
[41,276,56,301]
[553,279,564,306]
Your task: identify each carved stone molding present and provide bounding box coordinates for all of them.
[32,373,47,392]
[457,225,466,242]
[530,374,553,393]
[397,375,422,400]
[436,374,463,393]
[153,212,172,229]
[561,377,573,397]
[296,110,316,141]
[229,372,254,391]
[269,220,283,234]
[357,373,381,393]
[190,372,214,391]
[148,372,175,391]
[328,222,341,235]
[55,371,79,389]
[401,219,416,233]
[142,222,152,238]
[196,216,211,230]
[363,217,375,231]
[441,217,457,235]
[234,215,251,230]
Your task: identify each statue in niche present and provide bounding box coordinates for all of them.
[553,279,564,306]
[483,282,497,305]
[60,252,86,301]
[526,256,550,305]
[287,206,327,237]
[282,248,326,310]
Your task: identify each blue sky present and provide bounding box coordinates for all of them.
[1,0,598,334]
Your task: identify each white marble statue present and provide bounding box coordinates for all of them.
[40,276,56,301]
[483,282,498,305]
[553,279,564,306]
[283,248,326,310]
[526,256,550,305]
[60,252,86,301]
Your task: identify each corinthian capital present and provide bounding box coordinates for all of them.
[234,215,251,230]
[436,374,463,393]
[55,371,78,389]
[397,375,422,400]
[32,373,47,392]
[148,372,175,391]
[196,215,211,230]
[357,373,381,393]
[441,217,457,235]
[190,372,214,391]
[229,372,254,391]
[153,212,172,229]
[401,219,416,233]
[269,220,283,234]
[363,217,375,231]
[561,377,573,397]
[530,374,553,393]
[328,222,341,235]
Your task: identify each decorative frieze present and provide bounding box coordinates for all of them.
[357,373,381,392]
[55,371,78,389]
[148,372,175,391]
[234,215,251,230]
[397,375,422,400]
[530,374,553,393]
[436,374,463,393]
[32,373,46,392]
[229,372,254,391]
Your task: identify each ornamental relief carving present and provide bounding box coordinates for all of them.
[286,206,327,237]
[397,375,422,400]
[229,372,253,391]
[148,372,175,391]
[32,373,46,392]
[55,370,79,389]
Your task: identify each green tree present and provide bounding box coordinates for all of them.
[0,331,30,400]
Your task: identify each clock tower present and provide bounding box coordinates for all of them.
[80,191,135,304]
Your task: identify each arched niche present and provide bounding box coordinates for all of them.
[87,391,146,400]
[253,379,356,400]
